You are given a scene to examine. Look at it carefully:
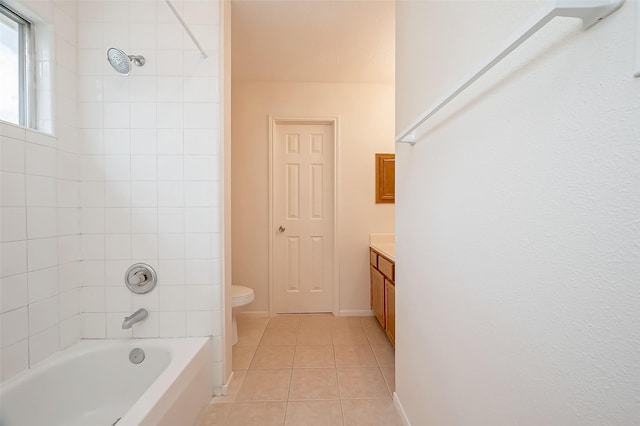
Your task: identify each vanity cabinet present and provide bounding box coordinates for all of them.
[370,248,395,346]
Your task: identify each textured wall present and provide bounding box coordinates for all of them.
[395,1,640,424]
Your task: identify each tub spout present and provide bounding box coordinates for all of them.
[122,308,148,329]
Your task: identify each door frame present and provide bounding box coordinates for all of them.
[268,116,340,316]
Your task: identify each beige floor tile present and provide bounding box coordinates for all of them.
[360,316,381,330]
[299,314,335,329]
[285,400,343,426]
[341,399,403,426]
[331,316,363,329]
[236,369,292,401]
[363,324,390,346]
[198,402,232,426]
[332,328,369,345]
[334,345,378,368]
[267,315,301,329]
[261,327,298,346]
[250,345,295,369]
[236,327,266,347]
[237,317,269,330]
[232,346,257,370]
[380,365,395,393]
[289,368,340,400]
[211,370,247,404]
[371,343,395,367]
[337,368,390,399]
[293,345,335,368]
[296,328,333,346]
[225,401,287,426]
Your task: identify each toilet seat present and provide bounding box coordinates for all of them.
[231,285,254,308]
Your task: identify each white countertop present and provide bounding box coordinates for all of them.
[370,233,395,261]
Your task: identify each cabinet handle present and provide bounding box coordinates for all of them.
[278,226,286,232]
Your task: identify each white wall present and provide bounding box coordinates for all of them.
[75,0,224,386]
[232,81,395,315]
[1,0,81,381]
[395,1,640,424]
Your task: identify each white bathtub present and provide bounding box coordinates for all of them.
[0,338,212,426]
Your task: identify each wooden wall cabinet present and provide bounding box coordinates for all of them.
[369,248,395,346]
[375,153,395,204]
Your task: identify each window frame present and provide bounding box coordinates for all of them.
[0,3,35,128]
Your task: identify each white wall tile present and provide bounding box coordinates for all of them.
[1,136,25,173]
[159,234,184,259]
[81,155,105,181]
[82,234,105,260]
[132,208,157,233]
[186,259,219,285]
[131,155,157,180]
[58,262,81,293]
[157,129,183,154]
[106,286,132,312]
[1,339,29,381]
[158,259,185,286]
[186,285,214,311]
[105,182,131,207]
[132,291,159,312]
[157,24,183,50]
[26,176,57,207]
[158,208,184,233]
[1,241,27,278]
[58,181,80,207]
[183,1,218,26]
[82,286,105,312]
[29,296,59,335]
[184,155,217,181]
[28,267,58,303]
[159,311,186,337]
[26,143,57,177]
[78,76,104,102]
[25,130,56,148]
[132,310,159,338]
[157,103,184,129]
[131,181,158,207]
[103,2,129,24]
[104,23,131,50]
[105,208,132,233]
[81,207,105,234]
[82,313,106,338]
[59,288,81,319]
[1,207,27,242]
[59,315,81,349]
[0,122,26,140]
[158,181,183,207]
[184,77,218,103]
[57,152,80,181]
[129,1,156,23]
[185,208,215,233]
[104,129,131,155]
[157,77,183,102]
[105,260,129,286]
[79,102,104,128]
[58,235,82,264]
[186,310,213,336]
[185,233,214,259]
[157,156,183,181]
[104,103,130,129]
[29,326,59,365]
[184,103,219,129]
[130,23,157,49]
[184,181,217,207]
[105,155,131,181]
[103,77,130,102]
[132,234,158,259]
[183,51,218,77]
[1,307,29,348]
[1,172,26,207]
[0,274,27,313]
[105,234,131,260]
[78,23,104,48]
[78,1,103,23]
[130,77,157,102]
[27,207,58,239]
[27,238,58,271]
[130,103,157,128]
[130,129,156,154]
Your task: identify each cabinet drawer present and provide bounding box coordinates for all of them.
[370,250,378,267]
[378,256,394,281]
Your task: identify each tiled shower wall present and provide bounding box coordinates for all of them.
[76,0,224,381]
[1,0,81,381]
[1,0,224,386]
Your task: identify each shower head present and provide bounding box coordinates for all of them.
[106,48,145,76]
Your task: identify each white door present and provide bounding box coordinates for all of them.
[273,122,334,313]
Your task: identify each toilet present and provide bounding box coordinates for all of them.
[231,285,255,345]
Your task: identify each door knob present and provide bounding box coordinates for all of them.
[278,226,285,232]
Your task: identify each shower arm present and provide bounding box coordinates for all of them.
[164,0,208,59]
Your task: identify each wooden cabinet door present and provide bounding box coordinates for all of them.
[370,266,385,328]
[385,280,395,346]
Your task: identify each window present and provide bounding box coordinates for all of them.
[0,4,34,127]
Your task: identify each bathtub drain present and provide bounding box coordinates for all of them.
[129,348,145,364]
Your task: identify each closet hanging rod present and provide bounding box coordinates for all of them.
[396,0,624,144]
[164,0,208,58]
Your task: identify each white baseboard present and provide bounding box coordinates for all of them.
[339,310,374,317]
[393,392,410,426]
[220,371,234,396]
[237,311,270,318]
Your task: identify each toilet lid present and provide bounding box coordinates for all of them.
[231,285,254,307]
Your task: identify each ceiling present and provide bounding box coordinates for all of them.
[231,0,395,84]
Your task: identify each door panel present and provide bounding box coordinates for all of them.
[274,122,334,313]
